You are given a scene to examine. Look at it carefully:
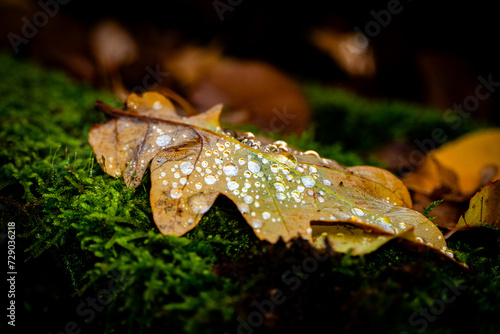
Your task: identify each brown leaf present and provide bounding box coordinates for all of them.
[411,193,465,230]
[403,156,462,199]
[446,181,500,238]
[89,92,453,258]
[165,46,311,135]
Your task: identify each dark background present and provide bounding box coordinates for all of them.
[1,0,499,124]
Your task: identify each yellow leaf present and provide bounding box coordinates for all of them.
[446,181,500,238]
[89,92,454,258]
[433,129,500,196]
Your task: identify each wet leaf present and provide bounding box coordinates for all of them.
[446,181,500,238]
[312,224,415,256]
[89,92,453,257]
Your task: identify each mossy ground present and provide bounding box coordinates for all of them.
[0,53,499,334]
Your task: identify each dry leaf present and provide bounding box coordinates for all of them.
[445,181,500,238]
[165,46,311,135]
[403,129,500,230]
[411,192,465,230]
[310,28,376,78]
[313,224,415,255]
[403,156,462,199]
[432,129,500,196]
[89,92,454,258]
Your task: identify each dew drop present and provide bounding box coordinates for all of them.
[223,149,231,157]
[322,179,332,186]
[291,191,300,199]
[227,180,239,191]
[276,193,286,200]
[309,166,318,173]
[160,172,166,177]
[195,182,202,190]
[204,174,217,185]
[262,212,271,220]
[274,182,286,192]
[188,194,210,214]
[274,152,298,168]
[244,171,252,178]
[270,164,279,173]
[215,157,224,164]
[223,163,239,176]
[180,177,187,185]
[301,175,316,188]
[243,195,254,204]
[180,161,194,175]
[248,160,261,173]
[170,187,183,199]
[252,221,263,228]
[297,185,305,193]
[238,158,246,165]
[152,101,162,110]
[205,150,212,157]
[318,196,325,203]
[201,161,208,168]
[156,135,172,147]
[351,207,365,216]
[174,172,180,178]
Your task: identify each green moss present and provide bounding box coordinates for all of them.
[1,53,499,334]
[303,83,481,152]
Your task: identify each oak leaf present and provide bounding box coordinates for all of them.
[89,92,453,257]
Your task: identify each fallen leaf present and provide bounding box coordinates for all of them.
[89,92,453,258]
[309,28,376,78]
[432,129,500,196]
[312,224,415,256]
[165,46,311,135]
[411,193,465,230]
[403,156,462,199]
[402,129,500,230]
[445,181,500,238]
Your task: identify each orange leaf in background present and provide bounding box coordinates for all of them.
[164,46,311,135]
[433,129,500,196]
[402,129,500,230]
[403,156,461,199]
[89,92,455,258]
[446,181,500,238]
[404,129,500,198]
